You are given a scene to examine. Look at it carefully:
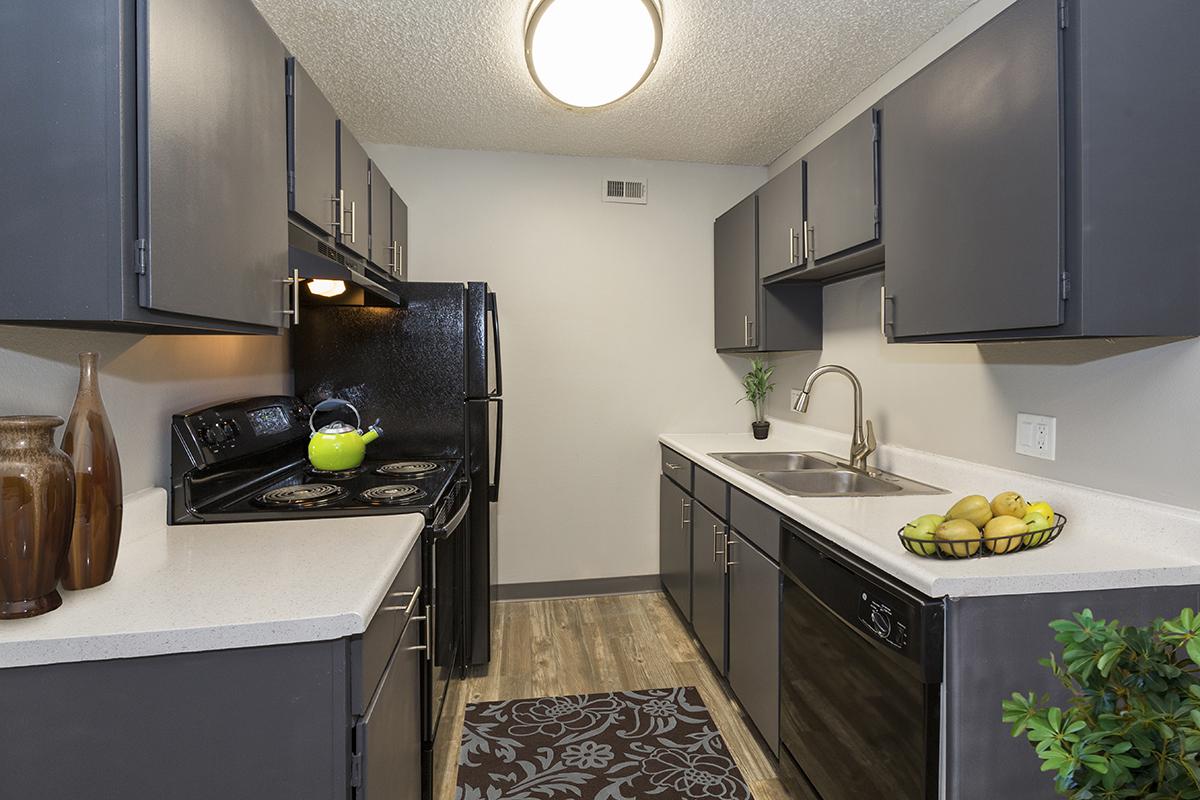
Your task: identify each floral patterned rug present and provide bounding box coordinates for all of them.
[455,686,754,800]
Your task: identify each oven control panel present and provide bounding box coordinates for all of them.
[173,396,310,467]
[858,593,910,650]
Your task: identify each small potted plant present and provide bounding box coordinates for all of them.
[1002,607,1200,798]
[740,358,775,440]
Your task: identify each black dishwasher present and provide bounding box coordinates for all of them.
[780,520,944,800]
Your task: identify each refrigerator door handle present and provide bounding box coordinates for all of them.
[488,397,503,502]
[487,291,502,398]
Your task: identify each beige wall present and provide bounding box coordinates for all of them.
[767,274,1200,511]
[365,144,765,585]
[0,328,290,493]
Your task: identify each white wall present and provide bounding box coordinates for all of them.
[765,274,1200,510]
[366,145,765,586]
[0,328,290,493]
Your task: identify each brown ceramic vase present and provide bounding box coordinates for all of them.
[61,353,123,590]
[0,416,76,619]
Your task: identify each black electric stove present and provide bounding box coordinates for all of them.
[169,395,463,525]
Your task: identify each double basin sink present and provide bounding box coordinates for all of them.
[710,452,946,498]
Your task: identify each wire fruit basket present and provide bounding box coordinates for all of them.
[897,513,1066,559]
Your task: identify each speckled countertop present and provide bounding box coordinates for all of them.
[662,420,1200,598]
[0,488,423,669]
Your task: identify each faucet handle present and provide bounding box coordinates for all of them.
[864,419,877,457]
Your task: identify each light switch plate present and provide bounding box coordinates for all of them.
[1015,413,1056,460]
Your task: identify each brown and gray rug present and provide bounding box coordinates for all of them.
[455,686,754,800]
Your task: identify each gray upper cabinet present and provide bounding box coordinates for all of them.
[369,161,393,274]
[714,194,823,353]
[288,58,338,237]
[391,191,409,282]
[800,109,882,280]
[883,0,1061,339]
[714,195,759,350]
[758,160,805,280]
[690,501,726,672]
[0,0,290,333]
[659,475,692,621]
[727,531,780,755]
[882,0,1200,342]
[337,122,370,259]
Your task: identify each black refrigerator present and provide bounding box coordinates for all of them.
[291,281,502,667]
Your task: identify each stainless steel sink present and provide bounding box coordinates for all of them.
[712,452,840,472]
[709,451,946,497]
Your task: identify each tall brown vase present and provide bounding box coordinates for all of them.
[61,352,123,590]
[0,416,76,619]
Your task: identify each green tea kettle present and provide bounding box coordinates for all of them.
[307,399,382,471]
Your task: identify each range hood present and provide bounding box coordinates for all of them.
[288,221,400,306]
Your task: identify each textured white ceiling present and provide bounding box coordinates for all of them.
[252,0,978,166]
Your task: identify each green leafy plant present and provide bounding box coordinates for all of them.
[739,358,775,423]
[1002,607,1200,799]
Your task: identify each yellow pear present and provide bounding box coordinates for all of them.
[946,495,993,528]
[984,515,1027,554]
[991,491,1028,520]
[935,518,982,558]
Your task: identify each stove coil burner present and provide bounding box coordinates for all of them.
[255,483,349,508]
[376,461,442,478]
[359,484,428,506]
[305,465,363,481]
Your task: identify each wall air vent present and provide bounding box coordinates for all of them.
[603,178,647,205]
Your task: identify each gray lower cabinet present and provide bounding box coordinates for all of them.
[338,121,370,259]
[0,0,290,333]
[288,57,338,237]
[883,0,1200,341]
[758,160,806,280]
[659,475,692,621]
[0,546,426,799]
[726,530,780,755]
[690,500,727,672]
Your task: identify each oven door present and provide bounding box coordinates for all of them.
[780,523,942,800]
[423,480,469,747]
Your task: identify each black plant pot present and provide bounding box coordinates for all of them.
[751,420,770,440]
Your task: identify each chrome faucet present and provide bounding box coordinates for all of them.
[793,365,877,472]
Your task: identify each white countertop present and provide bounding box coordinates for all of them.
[662,420,1200,598]
[0,488,424,669]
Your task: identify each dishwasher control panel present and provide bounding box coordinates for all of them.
[858,592,910,650]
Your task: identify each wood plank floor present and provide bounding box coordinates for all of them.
[434,591,789,799]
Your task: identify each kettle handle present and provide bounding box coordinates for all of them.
[309,398,362,435]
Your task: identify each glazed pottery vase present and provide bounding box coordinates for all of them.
[0,416,76,619]
[61,353,123,590]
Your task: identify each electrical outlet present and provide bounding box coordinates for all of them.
[1015,413,1056,460]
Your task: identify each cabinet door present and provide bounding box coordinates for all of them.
[757,160,805,278]
[390,190,409,281]
[883,0,1062,338]
[140,0,287,328]
[369,162,392,273]
[806,110,879,262]
[289,59,337,236]
[659,475,692,621]
[690,502,726,672]
[337,121,370,259]
[727,531,780,755]
[714,194,757,350]
[355,619,423,800]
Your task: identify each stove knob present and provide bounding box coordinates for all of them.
[870,609,892,639]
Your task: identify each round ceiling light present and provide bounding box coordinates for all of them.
[525,0,662,109]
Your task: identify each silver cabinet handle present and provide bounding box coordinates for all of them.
[744,316,754,347]
[807,223,816,261]
[713,524,726,563]
[789,226,796,264]
[880,286,895,339]
[680,499,690,532]
[724,535,738,574]
[281,268,300,325]
[803,220,812,263]
[664,462,682,471]
[330,191,343,233]
[387,585,421,616]
[348,200,357,243]
[408,613,429,653]
[388,240,402,276]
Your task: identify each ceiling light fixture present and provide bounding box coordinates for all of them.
[306,279,347,298]
[525,0,662,109]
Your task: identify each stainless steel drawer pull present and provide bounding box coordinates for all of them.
[348,200,357,243]
[803,220,812,263]
[664,462,682,470]
[713,524,725,563]
[681,499,690,531]
[280,268,301,325]
[789,226,796,264]
[724,536,738,574]
[388,586,421,615]
[330,192,343,232]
